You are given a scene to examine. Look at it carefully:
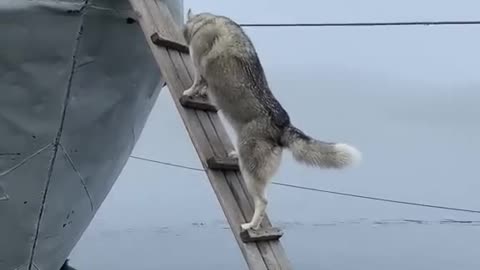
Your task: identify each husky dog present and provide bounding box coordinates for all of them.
[182,10,361,231]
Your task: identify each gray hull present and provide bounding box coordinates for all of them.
[0,1,182,269]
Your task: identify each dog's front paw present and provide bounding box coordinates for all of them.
[182,87,197,97]
[228,150,238,159]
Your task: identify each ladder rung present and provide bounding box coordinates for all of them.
[179,96,218,112]
[240,227,284,243]
[207,156,239,171]
[150,32,189,53]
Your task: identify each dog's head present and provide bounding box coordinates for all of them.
[183,8,216,44]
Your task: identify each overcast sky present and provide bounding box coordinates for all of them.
[71,1,480,269]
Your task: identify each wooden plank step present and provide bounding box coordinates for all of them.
[207,156,239,171]
[150,32,189,53]
[240,227,284,243]
[179,95,218,112]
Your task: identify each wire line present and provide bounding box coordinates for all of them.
[130,155,205,172]
[239,20,480,27]
[129,156,480,214]
[271,182,480,214]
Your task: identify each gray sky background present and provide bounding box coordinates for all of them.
[70,1,480,269]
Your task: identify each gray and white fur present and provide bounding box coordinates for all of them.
[182,10,361,231]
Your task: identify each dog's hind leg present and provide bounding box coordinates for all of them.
[240,172,268,231]
[238,136,282,231]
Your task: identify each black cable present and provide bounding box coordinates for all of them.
[271,182,480,214]
[130,155,205,172]
[239,20,480,27]
[129,156,480,214]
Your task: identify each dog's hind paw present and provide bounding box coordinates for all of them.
[241,222,253,231]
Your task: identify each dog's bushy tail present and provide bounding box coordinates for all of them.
[281,125,361,169]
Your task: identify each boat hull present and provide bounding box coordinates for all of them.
[0,0,183,269]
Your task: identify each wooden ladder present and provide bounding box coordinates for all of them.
[128,1,292,269]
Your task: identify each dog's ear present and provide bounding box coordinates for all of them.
[186,8,193,20]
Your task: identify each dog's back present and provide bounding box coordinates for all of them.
[186,14,290,139]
